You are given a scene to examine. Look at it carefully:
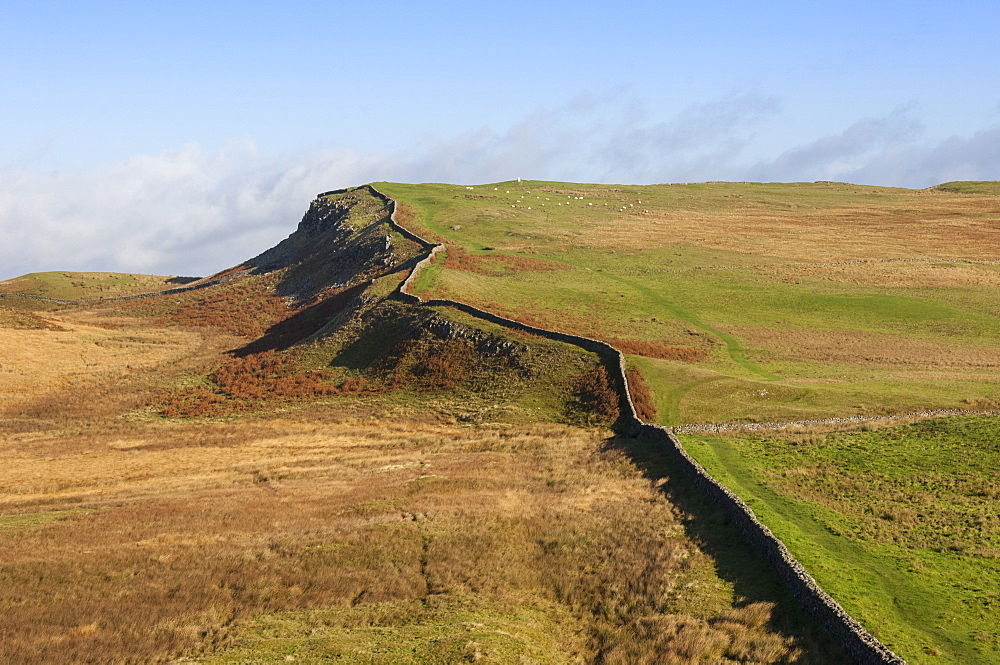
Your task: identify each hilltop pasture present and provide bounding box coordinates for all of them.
[377,180,1000,425]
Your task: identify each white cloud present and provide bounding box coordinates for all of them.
[0,141,402,280]
[2,96,998,281]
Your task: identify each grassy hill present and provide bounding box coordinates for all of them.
[0,270,186,305]
[0,185,851,663]
[2,179,998,662]
[377,180,1000,425]
[379,179,1000,663]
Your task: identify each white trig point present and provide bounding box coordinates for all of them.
[517,178,522,183]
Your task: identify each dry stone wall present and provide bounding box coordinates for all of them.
[674,409,1000,435]
[372,186,906,664]
[638,423,905,664]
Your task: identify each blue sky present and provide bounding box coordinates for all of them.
[1,0,999,279]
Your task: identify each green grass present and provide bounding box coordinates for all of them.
[376,180,1000,425]
[935,181,1000,195]
[0,271,179,302]
[682,416,1000,664]
[371,179,1000,661]
[198,597,576,664]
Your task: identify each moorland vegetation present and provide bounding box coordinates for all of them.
[2,179,998,663]
[0,185,859,663]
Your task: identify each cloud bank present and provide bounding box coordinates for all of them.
[1,96,998,281]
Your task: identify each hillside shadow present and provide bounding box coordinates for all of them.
[601,433,848,660]
[232,283,368,357]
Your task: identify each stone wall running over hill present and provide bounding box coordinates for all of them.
[372,185,906,665]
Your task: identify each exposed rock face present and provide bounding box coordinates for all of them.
[246,187,416,301]
[424,315,524,355]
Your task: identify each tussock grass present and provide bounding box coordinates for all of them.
[0,306,65,330]
[0,406,841,663]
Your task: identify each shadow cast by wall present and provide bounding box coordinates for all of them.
[602,433,850,662]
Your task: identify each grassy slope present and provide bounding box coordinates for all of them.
[376,180,1000,425]
[377,179,1000,663]
[684,417,1000,664]
[0,271,181,306]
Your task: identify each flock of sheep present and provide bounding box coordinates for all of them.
[463,184,652,215]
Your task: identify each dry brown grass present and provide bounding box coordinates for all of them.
[728,324,1000,370]
[580,189,1000,261]
[0,404,830,663]
[609,338,707,362]
[0,313,212,409]
[444,245,573,275]
[0,292,837,663]
[0,306,65,331]
[756,261,1000,289]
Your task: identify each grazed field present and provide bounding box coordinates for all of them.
[378,180,1000,424]
[683,417,1000,664]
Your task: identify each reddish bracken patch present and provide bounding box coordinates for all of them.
[625,367,658,422]
[607,338,707,362]
[410,339,475,390]
[159,350,367,417]
[378,338,478,392]
[444,245,571,275]
[162,281,290,338]
[574,366,621,422]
